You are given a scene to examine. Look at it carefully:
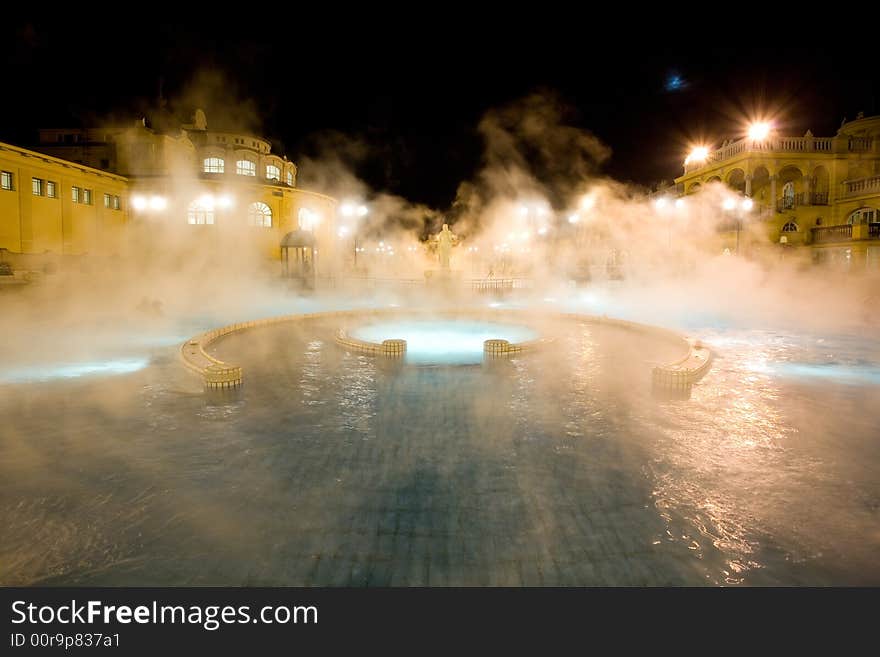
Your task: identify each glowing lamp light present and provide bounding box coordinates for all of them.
[568,213,580,224]
[684,146,709,166]
[132,195,148,211]
[518,205,529,217]
[341,203,355,217]
[741,198,754,211]
[674,198,686,209]
[654,198,667,210]
[149,196,167,211]
[298,208,320,230]
[337,226,349,238]
[357,205,368,217]
[537,226,548,236]
[520,231,530,240]
[580,194,595,211]
[722,198,736,211]
[748,121,772,141]
[198,194,215,210]
[217,194,233,209]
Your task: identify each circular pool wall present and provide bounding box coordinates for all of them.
[349,319,539,365]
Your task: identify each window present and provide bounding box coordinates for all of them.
[782,182,795,210]
[203,157,225,173]
[113,195,120,210]
[286,171,293,186]
[1,171,13,190]
[298,207,319,230]
[72,186,81,203]
[848,208,877,225]
[47,181,57,198]
[32,178,43,196]
[248,202,272,227]
[83,189,92,205]
[104,193,111,208]
[782,222,799,232]
[187,199,215,225]
[266,165,280,181]
[236,159,256,176]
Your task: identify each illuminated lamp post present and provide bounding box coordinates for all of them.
[747,121,772,143]
[722,196,753,255]
[340,201,368,269]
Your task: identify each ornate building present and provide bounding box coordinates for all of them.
[673,113,880,270]
[1,109,337,278]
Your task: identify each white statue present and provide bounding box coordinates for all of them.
[437,223,455,270]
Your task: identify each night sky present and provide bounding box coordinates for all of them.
[2,18,878,208]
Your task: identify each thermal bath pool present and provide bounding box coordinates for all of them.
[349,319,539,364]
[1,310,879,586]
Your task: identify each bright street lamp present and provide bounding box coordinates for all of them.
[684,146,709,166]
[747,121,772,142]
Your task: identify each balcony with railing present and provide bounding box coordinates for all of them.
[683,134,873,174]
[811,224,852,243]
[843,175,880,198]
[811,222,880,244]
[776,192,830,212]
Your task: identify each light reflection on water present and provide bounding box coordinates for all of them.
[0,317,878,586]
[647,327,880,584]
[350,320,539,365]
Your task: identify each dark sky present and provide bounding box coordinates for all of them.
[2,18,878,208]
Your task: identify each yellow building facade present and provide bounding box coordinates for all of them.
[674,113,880,270]
[0,142,128,261]
[1,110,338,276]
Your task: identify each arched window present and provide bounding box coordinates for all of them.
[847,207,877,225]
[782,182,796,209]
[248,202,272,227]
[286,170,294,186]
[298,207,319,230]
[266,165,280,181]
[236,159,256,176]
[781,221,799,232]
[188,199,215,225]
[203,157,224,173]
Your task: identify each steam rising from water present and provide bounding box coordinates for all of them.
[1,79,879,586]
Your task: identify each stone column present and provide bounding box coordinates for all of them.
[803,173,811,205]
[745,174,752,197]
[770,175,777,213]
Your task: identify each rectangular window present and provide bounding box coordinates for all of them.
[83,189,92,205]
[1,171,13,191]
[47,181,57,198]
[72,186,81,203]
[203,157,225,173]
[104,193,111,208]
[236,160,256,176]
[113,195,120,210]
[32,178,43,196]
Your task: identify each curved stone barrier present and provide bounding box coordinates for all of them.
[483,336,547,358]
[651,339,712,390]
[335,330,407,357]
[180,308,709,391]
